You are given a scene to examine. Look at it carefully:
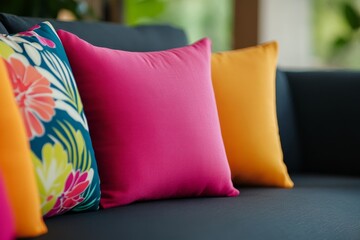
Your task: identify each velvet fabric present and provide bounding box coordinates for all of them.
[58,30,238,208]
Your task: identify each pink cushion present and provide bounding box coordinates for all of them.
[58,30,239,208]
[0,173,15,240]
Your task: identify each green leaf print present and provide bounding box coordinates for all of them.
[32,142,73,216]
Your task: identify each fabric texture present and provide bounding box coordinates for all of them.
[58,30,239,208]
[0,21,7,34]
[38,175,360,240]
[275,69,302,173]
[0,22,100,217]
[0,58,47,237]
[211,42,293,188]
[286,70,360,176]
[0,173,15,240]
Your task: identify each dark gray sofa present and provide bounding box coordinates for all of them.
[1,13,359,240]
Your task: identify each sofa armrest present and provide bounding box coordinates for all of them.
[285,70,360,176]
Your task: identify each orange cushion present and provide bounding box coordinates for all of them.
[0,58,47,237]
[211,42,293,188]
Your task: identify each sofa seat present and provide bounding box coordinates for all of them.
[34,175,360,240]
[1,13,359,240]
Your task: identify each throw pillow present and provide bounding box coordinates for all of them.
[0,58,47,237]
[0,173,15,240]
[211,42,294,188]
[0,22,100,217]
[58,30,239,208]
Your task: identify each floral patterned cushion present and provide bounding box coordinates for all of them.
[0,58,47,237]
[0,22,100,217]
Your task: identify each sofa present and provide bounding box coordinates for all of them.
[0,13,359,240]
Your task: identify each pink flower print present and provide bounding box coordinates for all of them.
[5,58,55,139]
[28,25,41,31]
[45,170,91,217]
[18,25,56,48]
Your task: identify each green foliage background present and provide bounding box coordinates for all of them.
[314,0,360,68]
[124,0,233,52]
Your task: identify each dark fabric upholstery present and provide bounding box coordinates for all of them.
[3,12,359,240]
[276,69,302,173]
[286,71,360,176]
[0,13,188,51]
[0,21,7,34]
[32,175,360,240]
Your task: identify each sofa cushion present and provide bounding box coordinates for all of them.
[276,69,302,173]
[58,30,238,208]
[33,174,360,240]
[0,13,188,51]
[0,22,100,217]
[0,58,47,237]
[211,42,293,188]
[0,21,7,34]
[287,71,360,176]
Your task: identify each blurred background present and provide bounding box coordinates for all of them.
[2,0,360,69]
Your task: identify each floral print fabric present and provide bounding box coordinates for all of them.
[0,22,100,217]
[5,57,55,139]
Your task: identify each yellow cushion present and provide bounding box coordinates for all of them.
[0,58,47,237]
[211,42,293,188]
